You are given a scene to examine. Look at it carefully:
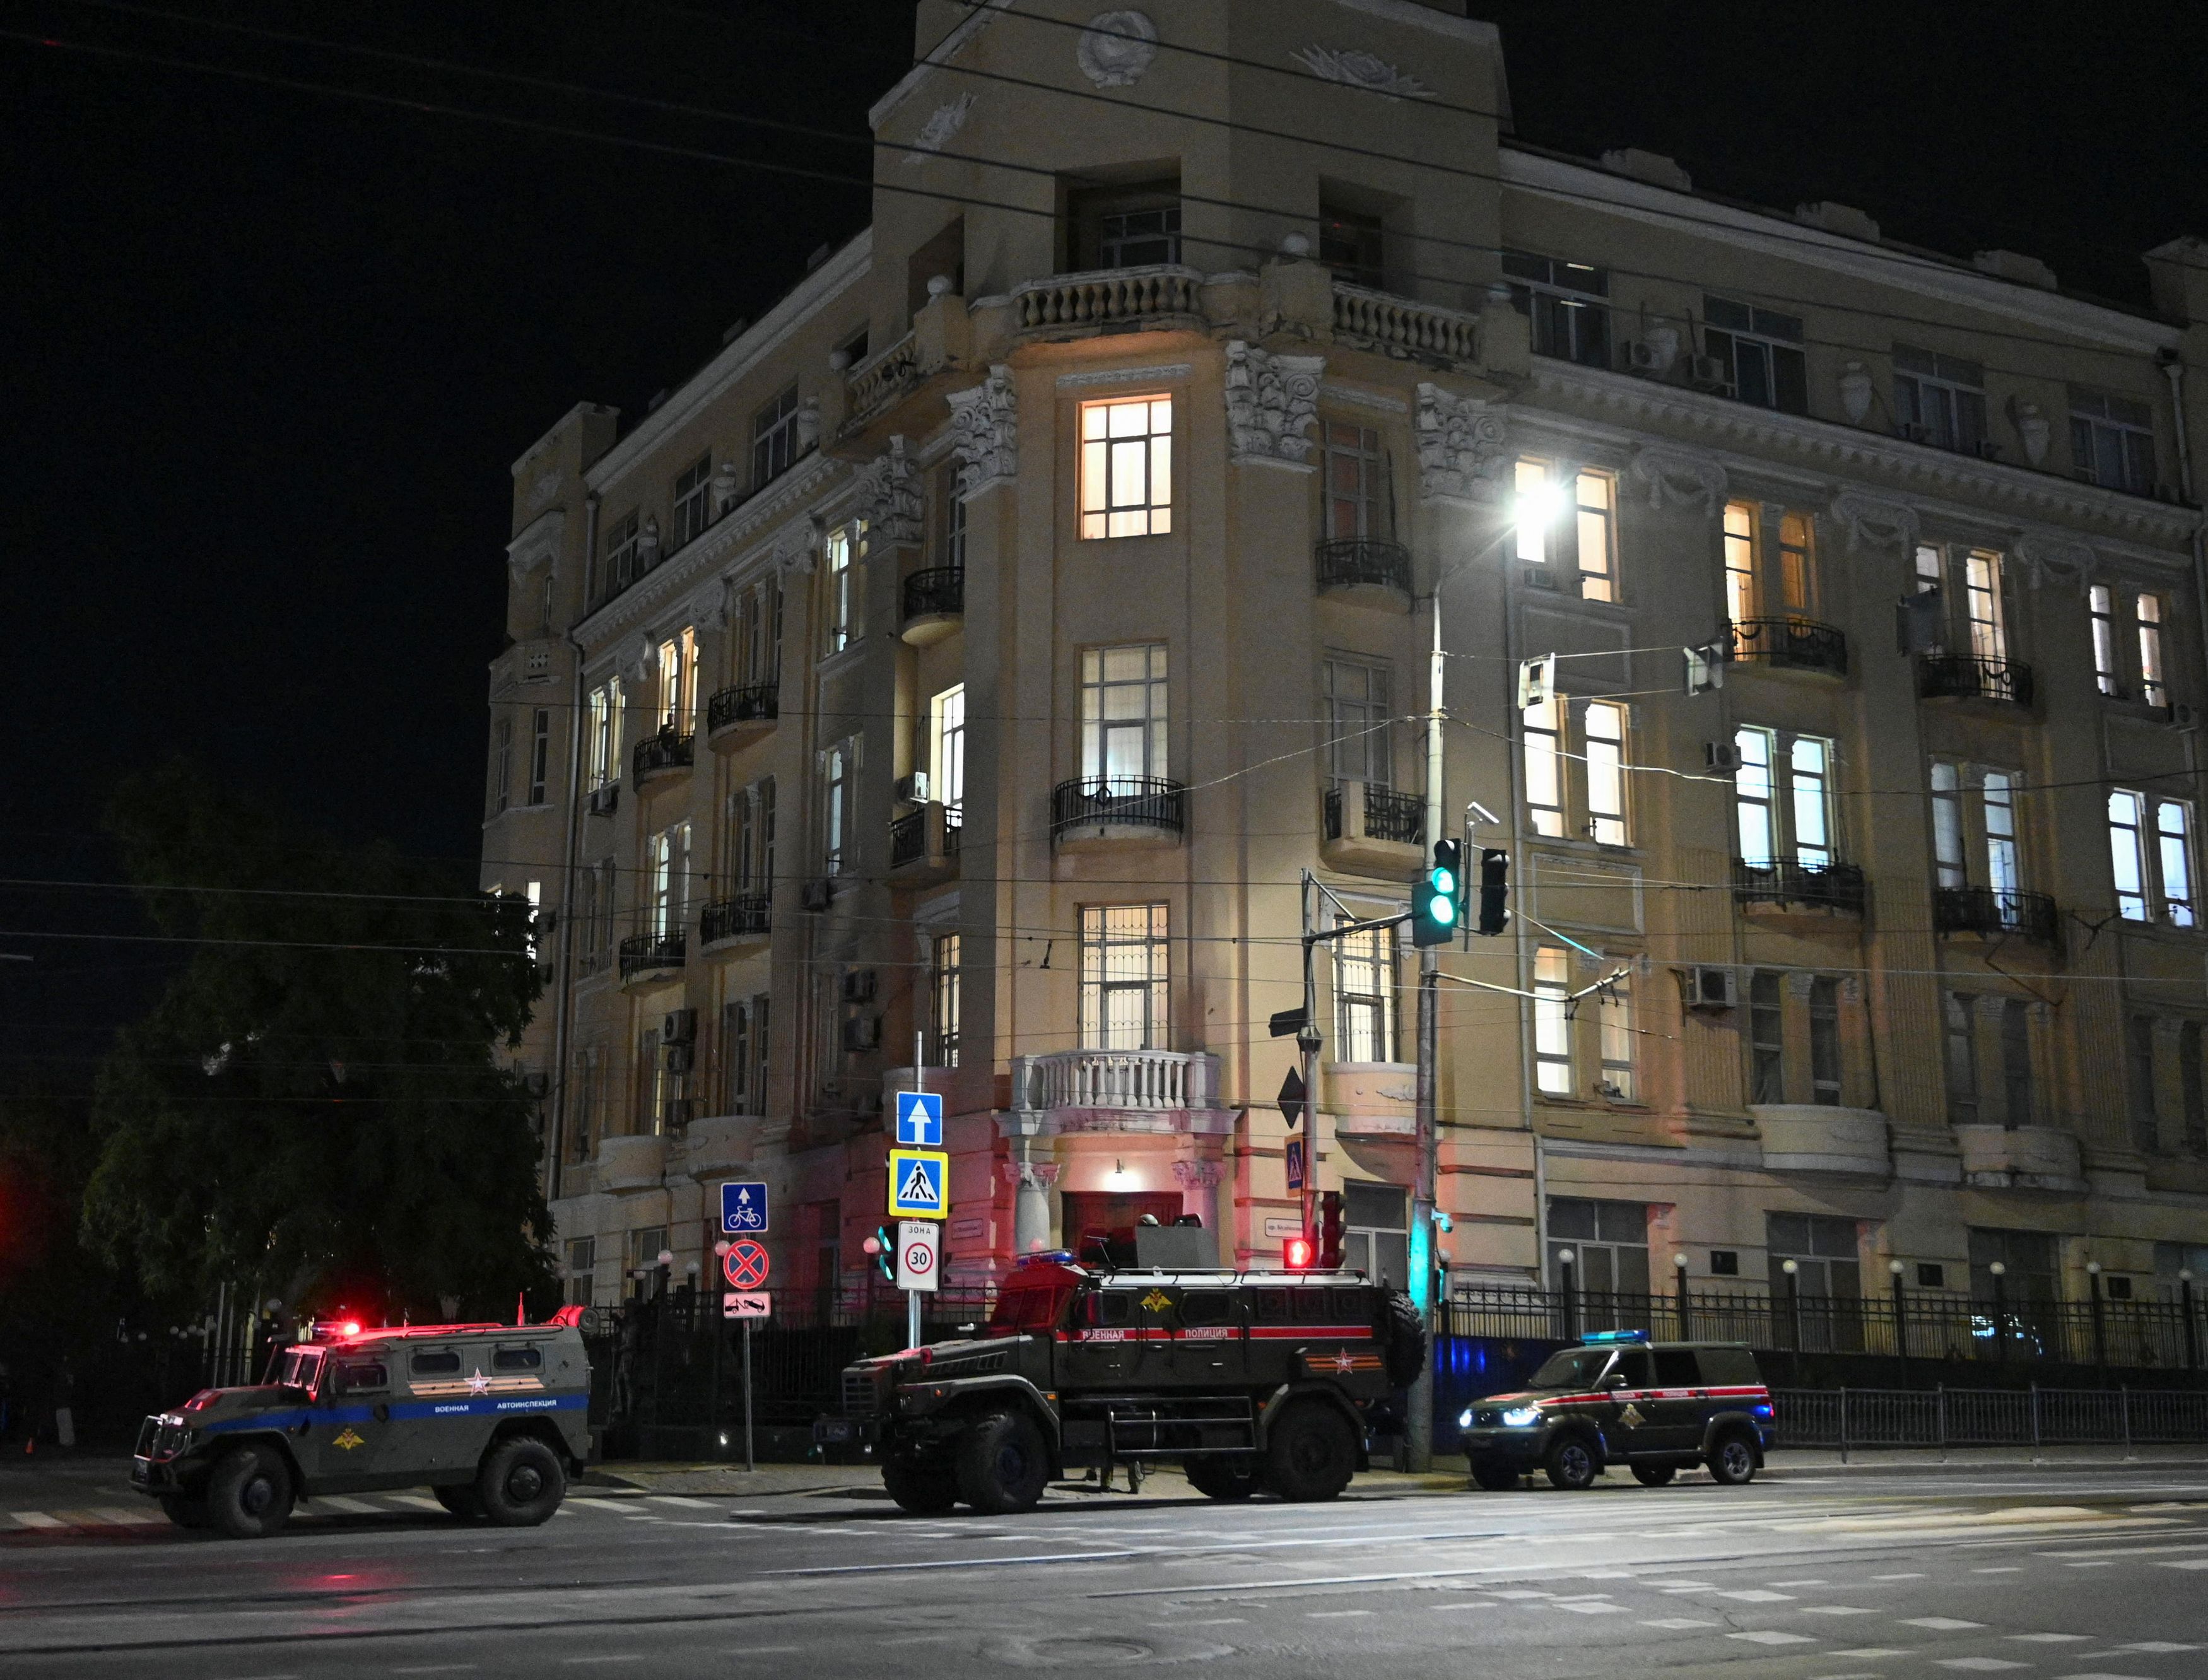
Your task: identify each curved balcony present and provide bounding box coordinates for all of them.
[1734,859,1867,920]
[1315,537,1412,608]
[1005,1048,1231,1137]
[700,894,770,950]
[1013,264,1203,335]
[1050,777,1185,847]
[1934,886,2059,948]
[705,680,778,748]
[1919,654,2035,708]
[595,1132,668,1194]
[1729,616,1848,677]
[631,727,695,784]
[618,931,686,982]
[900,566,965,646]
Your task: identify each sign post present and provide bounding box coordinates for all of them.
[719,1289,770,1471]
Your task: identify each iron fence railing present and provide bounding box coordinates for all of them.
[1445,1283,2208,1372]
[1932,884,2061,946]
[901,565,964,623]
[618,931,686,978]
[1919,652,2036,707]
[1324,782,1425,846]
[1315,537,1412,597]
[1734,857,1867,914]
[1050,776,1185,842]
[706,680,778,732]
[889,807,927,868]
[1729,616,1848,675]
[1771,1386,2208,1455]
[700,895,770,945]
[632,728,695,777]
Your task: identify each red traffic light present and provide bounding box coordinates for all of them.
[1284,1235,1316,1269]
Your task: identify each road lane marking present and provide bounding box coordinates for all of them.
[1973,1566,2024,1573]
[1710,1589,1794,1602]
[2155,1558,2208,1569]
[385,1495,447,1512]
[1730,1631,1816,1645]
[314,1498,380,1514]
[1831,1651,1911,1660]
[561,1658,645,1666]
[647,1497,717,1509]
[1553,1602,1626,1614]
[2114,1643,2201,1652]
[1770,1578,1827,1586]
[392,1666,478,1674]
[1176,1619,1245,1628]
[1799,1606,1881,1615]
[1902,1618,1987,1631]
[1641,1618,1719,1630]
[1872,1572,1928,1580]
[7,1513,64,1529]
[1933,1662,2029,1672]
[1307,1611,1373,1618]
[2008,1634,2092,1642]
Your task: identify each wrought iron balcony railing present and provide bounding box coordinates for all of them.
[1934,885,2059,946]
[1325,782,1424,846]
[618,931,686,978]
[632,728,695,778]
[1919,653,2035,707]
[901,565,964,624]
[1734,858,1867,914]
[888,808,927,869]
[700,895,770,945]
[1050,777,1185,842]
[1729,616,1848,676]
[706,680,778,732]
[1315,537,1412,599]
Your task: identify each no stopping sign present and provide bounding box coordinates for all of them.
[722,1238,770,1291]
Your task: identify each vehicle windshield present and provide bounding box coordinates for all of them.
[987,1280,1072,1334]
[1528,1348,1616,1390]
[268,1347,324,1393]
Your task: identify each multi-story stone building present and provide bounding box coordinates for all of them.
[483,0,2208,1325]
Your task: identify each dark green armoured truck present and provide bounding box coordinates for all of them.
[816,1254,1426,1514]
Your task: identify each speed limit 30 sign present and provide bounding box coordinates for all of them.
[895,1219,940,1293]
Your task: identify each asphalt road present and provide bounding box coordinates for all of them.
[7,1459,2208,1679]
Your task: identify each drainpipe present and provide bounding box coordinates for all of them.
[2159,355,2207,826]
[547,491,599,1204]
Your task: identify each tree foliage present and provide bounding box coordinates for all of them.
[83,762,553,1321]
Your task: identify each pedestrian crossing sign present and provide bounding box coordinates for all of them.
[888,1148,949,1219]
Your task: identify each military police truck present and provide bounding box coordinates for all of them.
[816,1254,1426,1515]
[131,1312,592,1539]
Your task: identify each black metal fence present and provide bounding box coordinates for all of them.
[1050,777,1186,842]
[1729,616,1848,676]
[1774,1386,2208,1454]
[1446,1283,2208,1373]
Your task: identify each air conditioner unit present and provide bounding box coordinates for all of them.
[661,1007,697,1045]
[1679,965,1739,1011]
[801,878,834,913]
[1626,339,1666,373]
[893,770,930,806]
[1686,355,1729,391]
[842,1014,883,1052]
[1522,565,1558,590]
[1704,740,1742,773]
[2171,702,2200,731]
[842,968,878,1004]
[664,1042,696,1075]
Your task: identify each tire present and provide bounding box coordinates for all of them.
[883,1455,960,1514]
[433,1484,486,1520]
[956,1411,1050,1515]
[1469,1459,1522,1492]
[158,1492,209,1530]
[475,1437,567,1526]
[1543,1435,1599,1491]
[1706,1431,1758,1486]
[1264,1401,1358,1503]
[1630,1462,1677,1487]
[1379,1291,1428,1389]
[1184,1456,1263,1501]
[206,1445,295,1539]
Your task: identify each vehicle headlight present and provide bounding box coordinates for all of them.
[1457,1408,1475,1428]
[1501,1406,1542,1428]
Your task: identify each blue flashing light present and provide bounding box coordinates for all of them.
[1579,1329,1650,1344]
[1754,1403,1774,1417]
[1018,1250,1078,1267]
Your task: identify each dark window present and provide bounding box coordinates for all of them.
[1613,1349,1653,1388]
[337,1361,389,1393]
[1328,1287,1367,1320]
[1066,177,1181,271]
[410,1349,462,1376]
[1086,1291,1132,1327]
[1291,1288,1328,1321]
[1749,970,1785,1103]
[2107,1276,2135,1300]
[1710,1250,1740,1276]
[1652,1349,1700,1387]
[493,1347,543,1372]
[1180,1291,1231,1327]
[1704,296,1807,414]
[1917,1262,1946,1289]
[1320,206,1385,288]
[751,384,802,486]
[1697,1348,1760,1386]
[1503,250,1611,368]
[1255,1288,1290,1322]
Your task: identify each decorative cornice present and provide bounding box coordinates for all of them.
[948,365,1018,499]
[902,93,975,165]
[1290,44,1436,100]
[2013,529,2097,587]
[1829,490,1920,554]
[856,436,924,546]
[1529,361,2199,551]
[1223,341,1324,469]
[1414,382,1510,505]
[1054,362,1192,390]
[1626,444,1726,513]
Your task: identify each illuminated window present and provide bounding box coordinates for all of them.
[1079,395,1173,539]
[2111,790,2150,920]
[931,684,966,811]
[1788,737,1831,868]
[1573,471,1615,602]
[1776,511,1813,613]
[820,742,852,875]
[587,678,623,790]
[657,626,696,730]
[1597,975,1636,1101]
[2111,789,2197,925]
[527,708,551,805]
[1514,458,1549,565]
[1524,696,1565,837]
[1081,645,1168,789]
[2158,799,2195,927]
[751,384,801,486]
[1335,919,1397,1063]
[2089,585,2120,696]
[646,824,690,938]
[1734,726,1775,866]
[1963,550,2008,662]
[1079,903,1169,1051]
[2139,593,2167,708]
[823,524,864,657]
[671,452,713,548]
[1533,947,1573,1096]
[1515,459,1615,599]
[1585,701,1627,845]
[1983,771,2019,901]
[1722,501,1757,624]
[1735,727,1835,871]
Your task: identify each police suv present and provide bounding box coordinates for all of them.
[1457,1330,1776,1491]
[130,1312,592,1538]
[819,1253,1426,1514]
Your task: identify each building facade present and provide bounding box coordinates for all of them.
[482,0,2208,1324]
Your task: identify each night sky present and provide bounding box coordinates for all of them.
[4,0,2204,1074]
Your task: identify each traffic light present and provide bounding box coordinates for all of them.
[1316,1191,1346,1270]
[1477,847,1510,936]
[866,1225,895,1283]
[1284,1233,1317,1270]
[1413,838,1462,948]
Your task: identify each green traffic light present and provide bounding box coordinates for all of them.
[1431,869,1455,896]
[1433,897,1457,925]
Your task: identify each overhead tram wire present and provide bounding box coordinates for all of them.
[26,0,2188,370]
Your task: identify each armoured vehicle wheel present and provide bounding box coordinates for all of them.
[1630,1463,1677,1486]
[158,1493,209,1529]
[1380,1291,1428,1389]
[1544,1436,1598,1491]
[1469,1459,1521,1491]
[883,1455,960,1514]
[956,1410,1050,1515]
[208,1445,294,1539]
[1183,1456,1262,1501]
[434,1484,486,1520]
[1707,1431,1758,1486]
[476,1438,567,1526]
[1264,1402,1357,1502]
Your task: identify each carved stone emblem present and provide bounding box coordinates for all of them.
[1628,445,1727,513]
[1414,383,1508,503]
[1829,491,1920,553]
[857,436,924,546]
[2014,529,2094,587]
[948,365,1018,498]
[1291,45,1437,100]
[1223,341,1324,467]
[904,93,975,165]
[1077,11,1157,88]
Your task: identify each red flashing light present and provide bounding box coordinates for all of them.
[1284,1235,1316,1270]
[339,1321,362,1336]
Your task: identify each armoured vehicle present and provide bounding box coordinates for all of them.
[1457,1330,1776,1490]
[130,1312,592,1538]
[816,1254,1426,1514]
